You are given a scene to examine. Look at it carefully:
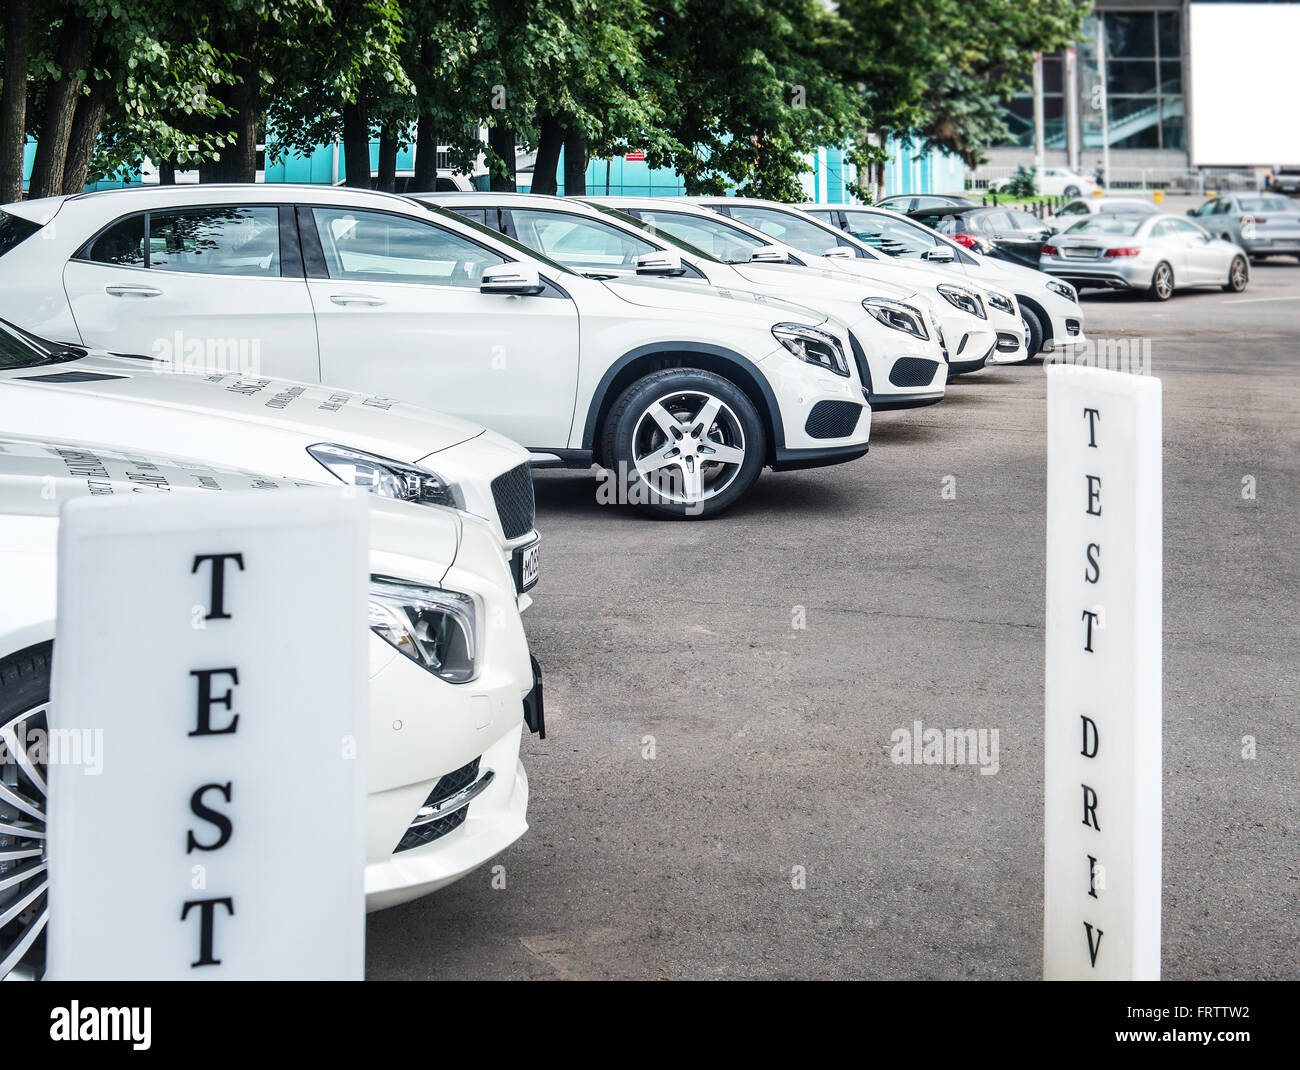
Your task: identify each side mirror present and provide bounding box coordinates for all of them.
[922,244,955,262]
[748,244,790,264]
[1185,208,1195,217]
[480,263,544,295]
[822,246,854,259]
[635,250,685,276]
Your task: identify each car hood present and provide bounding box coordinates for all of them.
[728,262,919,304]
[0,351,486,464]
[963,250,1057,289]
[599,275,827,325]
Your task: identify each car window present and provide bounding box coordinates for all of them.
[633,210,762,263]
[874,196,912,212]
[0,211,41,259]
[1172,219,1208,238]
[724,206,864,257]
[1211,198,1232,215]
[1149,219,1177,237]
[1238,196,1293,212]
[445,206,488,226]
[508,209,658,270]
[840,210,943,258]
[1066,216,1145,236]
[1105,203,1152,215]
[913,197,957,211]
[312,206,505,286]
[1060,201,1090,216]
[80,212,148,267]
[147,206,280,276]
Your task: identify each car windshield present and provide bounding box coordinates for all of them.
[1238,196,1295,212]
[425,204,577,275]
[1065,216,1145,236]
[0,319,85,370]
[585,205,724,263]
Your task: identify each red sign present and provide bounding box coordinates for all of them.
[625,149,646,161]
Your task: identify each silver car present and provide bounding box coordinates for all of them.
[1039,214,1249,301]
[1186,193,1300,262]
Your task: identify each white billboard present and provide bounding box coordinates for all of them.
[1189,2,1300,165]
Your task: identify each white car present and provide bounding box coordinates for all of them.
[792,202,1087,358]
[0,186,872,519]
[1048,196,1159,230]
[427,191,962,408]
[998,167,1100,199]
[685,197,1036,368]
[0,436,541,980]
[0,318,542,601]
[584,195,1025,376]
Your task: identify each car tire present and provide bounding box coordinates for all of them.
[1064,185,1081,198]
[1020,304,1045,358]
[1223,255,1249,293]
[601,368,766,519]
[0,642,51,981]
[1148,261,1175,301]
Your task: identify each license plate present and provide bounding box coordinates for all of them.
[1065,247,1100,259]
[513,541,540,592]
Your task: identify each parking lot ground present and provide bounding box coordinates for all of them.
[368,262,1300,980]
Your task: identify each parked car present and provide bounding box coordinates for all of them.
[1268,166,1300,194]
[0,434,541,979]
[0,186,871,519]
[1039,214,1249,300]
[1048,197,1159,229]
[1185,193,1300,262]
[873,193,976,213]
[578,195,1022,378]
[907,205,1054,269]
[425,191,958,406]
[673,197,1030,369]
[758,200,1086,359]
[996,166,1100,199]
[0,317,542,600]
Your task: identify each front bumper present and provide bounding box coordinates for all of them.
[762,347,872,456]
[1029,280,1089,352]
[1242,237,1300,256]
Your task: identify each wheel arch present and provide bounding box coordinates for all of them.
[582,343,784,466]
[1016,294,1053,348]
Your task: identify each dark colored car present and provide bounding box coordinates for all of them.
[908,205,1053,269]
[874,193,977,214]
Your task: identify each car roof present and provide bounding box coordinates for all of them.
[57,183,431,214]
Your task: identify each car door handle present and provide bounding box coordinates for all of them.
[105,284,162,298]
[329,294,385,307]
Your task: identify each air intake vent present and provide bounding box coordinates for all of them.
[490,463,536,539]
[804,400,862,439]
[888,358,940,388]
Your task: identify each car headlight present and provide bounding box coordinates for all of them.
[986,290,1016,315]
[861,298,929,340]
[308,443,463,509]
[368,577,479,683]
[1046,279,1078,302]
[771,322,849,377]
[936,284,986,319]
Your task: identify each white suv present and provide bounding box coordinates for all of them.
[0,187,871,518]
[425,191,967,409]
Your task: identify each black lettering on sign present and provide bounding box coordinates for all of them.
[1083,407,1101,447]
[1081,715,1099,758]
[191,553,244,620]
[187,782,234,853]
[181,897,235,968]
[189,668,239,736]
[1082,784,1101,830]
[1087,854,1100,899]
[1086,475,1102,516]
[1081,609,1100,653]
[1084,542,1101,584]
[1084,921,1103,967]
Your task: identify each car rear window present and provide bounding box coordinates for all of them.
[0,211,41,258]
[1238,196,1294,212]
[1065,216,1144,236]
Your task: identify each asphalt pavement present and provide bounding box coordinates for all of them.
[367,254,1300,980]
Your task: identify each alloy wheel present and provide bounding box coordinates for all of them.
[1230,257,1248,291]
[0,703,48,980]
[1154,264,1173,300]
[631,390,746,505]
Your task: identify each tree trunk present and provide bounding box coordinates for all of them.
[376,126,397,192]
[487,122,515,192]
[159,159,177,185]
[61,70,109,193]
[341,101,371,188]
[0,0,30,203]
[223,40,261,183]
[412,112,437,191]
[27,14,95,199]
[530,112,563,196]
[562,127,589,195]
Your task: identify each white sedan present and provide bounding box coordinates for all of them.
[0,318,541,601]
[0,435,541,980]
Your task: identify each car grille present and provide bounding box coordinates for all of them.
[804,400,862,439]
[395,757,480,853]
[888,357,941,388]
[490,463,536,539]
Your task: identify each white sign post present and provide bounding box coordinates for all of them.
[46,489,369,980]
[1044,365,1162,981]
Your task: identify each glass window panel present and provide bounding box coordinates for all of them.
[148,206,280,276]
[1106,13,1156,59]
[1160,60,1183,94]
[1157,10,1182,60]
[509,209,657,270]
[1108,60,1158,96]
[1160,112,1186,151]
[82,213,146,267]
[311,206,505,286]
